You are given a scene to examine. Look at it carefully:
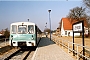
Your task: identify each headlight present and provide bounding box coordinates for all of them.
[32,38,34,40]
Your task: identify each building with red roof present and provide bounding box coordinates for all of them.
[60,18,88,37]
[0,29,5,36]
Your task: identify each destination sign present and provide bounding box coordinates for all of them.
[73,22,82,32]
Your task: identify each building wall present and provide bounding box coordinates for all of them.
[61,20,64,36]
[61,20,80,37]
[61,29,80,37]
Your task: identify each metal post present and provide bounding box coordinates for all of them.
[46,22,47,37]
[73,31,75,56]
[82,21,85,60]
[48,10,51,40]
[46,22,47,28]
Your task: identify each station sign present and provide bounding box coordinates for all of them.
[72,21,85,60]
[73,22,82,32]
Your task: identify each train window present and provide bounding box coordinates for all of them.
[28,25,34,34]
[18,25,27,34]
[12,25,17,34]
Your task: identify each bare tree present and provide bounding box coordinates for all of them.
[44,28,50,33]
[67,5,90,37]
[83,0,90,8]
[67,6,87,22]
[83,0,90,28]
[4,28,10,38]
[83,0,90,14]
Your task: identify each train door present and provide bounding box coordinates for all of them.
[35,25,37,46]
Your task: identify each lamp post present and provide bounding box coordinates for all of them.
[45,22,47,37]
[28,19,29,22]
[48,9,51,40]
[46,22,47,28]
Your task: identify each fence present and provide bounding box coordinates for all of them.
[0,38,9,48]
[52,37,90,60]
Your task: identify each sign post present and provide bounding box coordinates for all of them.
[73,21,85,60]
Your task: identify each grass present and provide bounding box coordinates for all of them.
[75,35,89,38]
[52,35,90,60]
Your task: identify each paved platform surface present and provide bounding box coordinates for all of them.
[32,37,74,60]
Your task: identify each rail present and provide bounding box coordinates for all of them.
[52,37,90,60]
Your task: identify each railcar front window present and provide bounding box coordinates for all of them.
[18,25,27,34]
[28,25,34,34]
[12,25,17,34]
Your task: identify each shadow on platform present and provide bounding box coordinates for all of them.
[38,37,55,47]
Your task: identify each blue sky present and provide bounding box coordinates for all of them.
[0,0,82,32]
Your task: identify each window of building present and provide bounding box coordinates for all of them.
[65,31,67,35]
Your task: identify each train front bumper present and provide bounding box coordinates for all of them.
[11,41,36,46]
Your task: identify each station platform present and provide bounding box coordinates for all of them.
[31,37,74,60]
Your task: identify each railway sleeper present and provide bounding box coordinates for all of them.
[4,48,21,60]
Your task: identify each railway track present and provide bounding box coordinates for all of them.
[0,38,41,60]
[0,45,13,55]
[4,47,36,60]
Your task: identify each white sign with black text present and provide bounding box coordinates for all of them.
[73,22,82,32]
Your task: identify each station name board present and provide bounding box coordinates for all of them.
[73,22,82,32]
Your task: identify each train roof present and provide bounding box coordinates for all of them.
[11,22,35,25]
